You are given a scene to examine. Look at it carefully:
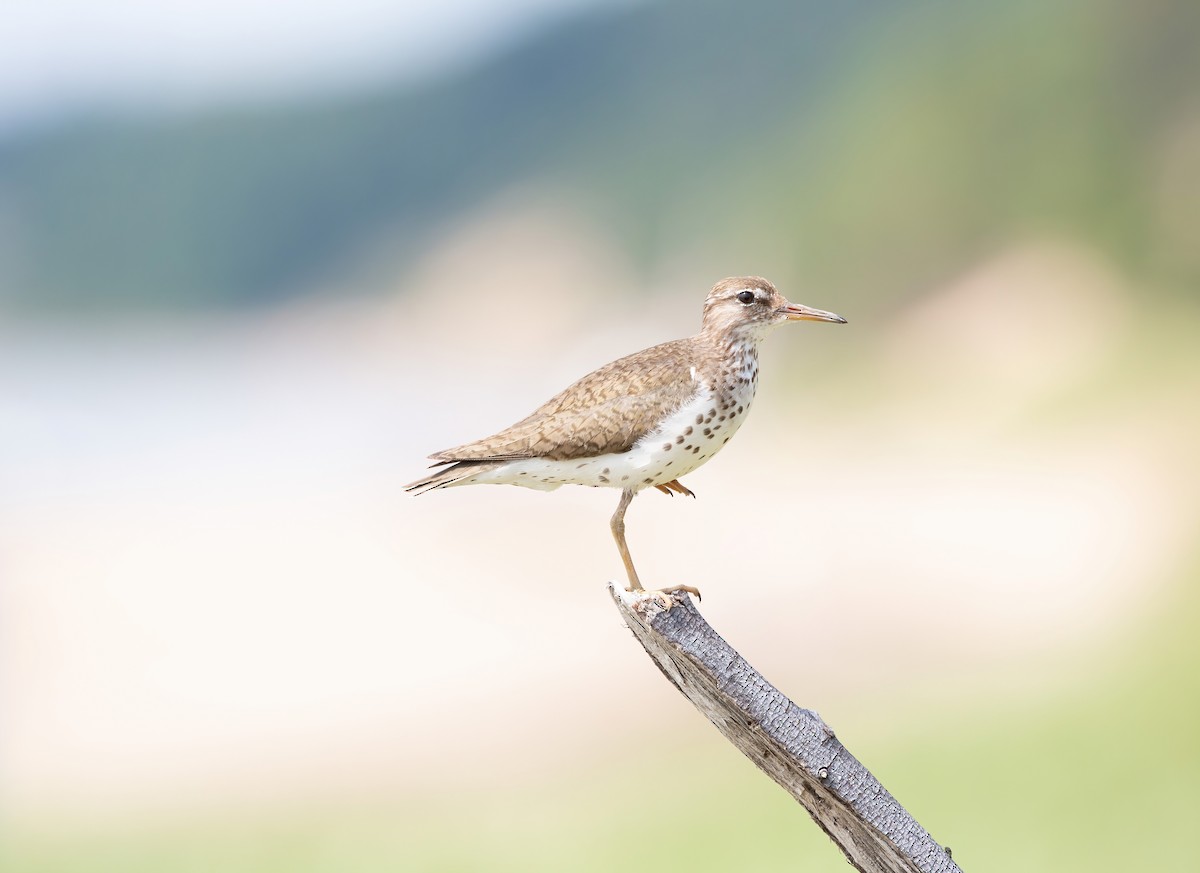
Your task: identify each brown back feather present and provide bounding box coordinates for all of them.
[429,338,701,463]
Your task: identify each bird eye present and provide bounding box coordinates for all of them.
[736,290,755,305]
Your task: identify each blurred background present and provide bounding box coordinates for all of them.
[2,0,1199,869]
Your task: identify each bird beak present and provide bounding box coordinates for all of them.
[779,301,847,324]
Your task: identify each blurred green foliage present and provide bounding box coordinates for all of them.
[3,2,1198,869]
[0,0,1196,312]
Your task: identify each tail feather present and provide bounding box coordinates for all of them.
[405,460,503,495]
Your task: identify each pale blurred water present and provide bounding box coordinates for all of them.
[2,249,1195,829]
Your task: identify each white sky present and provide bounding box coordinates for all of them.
[0,0,615,130]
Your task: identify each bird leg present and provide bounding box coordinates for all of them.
[654,479,696,498]
[610,488,702,606]
[611,488,643,591]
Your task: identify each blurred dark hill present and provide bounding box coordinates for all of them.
[0,0,1196,312]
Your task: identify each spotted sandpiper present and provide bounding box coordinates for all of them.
[407,276,846,600]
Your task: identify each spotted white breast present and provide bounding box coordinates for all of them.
[464,350,759,492]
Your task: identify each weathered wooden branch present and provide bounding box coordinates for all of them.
[610,584,963,873]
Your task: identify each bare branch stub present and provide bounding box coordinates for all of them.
[610,584,963,873]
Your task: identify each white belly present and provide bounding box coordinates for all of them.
[463,381,756,492]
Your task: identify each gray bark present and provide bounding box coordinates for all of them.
[610,584,963,873]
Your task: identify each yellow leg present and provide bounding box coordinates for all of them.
[610,488,702,605]
[611,488,643,590]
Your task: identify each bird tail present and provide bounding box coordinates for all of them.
[405,460,503,495]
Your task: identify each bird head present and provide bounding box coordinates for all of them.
[701,276,846,340]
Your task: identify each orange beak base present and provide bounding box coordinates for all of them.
[780,302,847,324]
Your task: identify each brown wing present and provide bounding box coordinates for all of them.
[430,338,699,463]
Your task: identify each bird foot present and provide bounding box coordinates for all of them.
[653,479,696,498]
[626,583,702,610]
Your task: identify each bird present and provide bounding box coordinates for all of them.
[406,276,846,602]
